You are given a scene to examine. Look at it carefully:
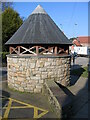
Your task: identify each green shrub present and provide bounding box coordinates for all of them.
[0,52,9,61]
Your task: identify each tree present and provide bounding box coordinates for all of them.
[69,37,77,42]
[1,2,13,11]
[0,12,2,52]
[2,7,23,52]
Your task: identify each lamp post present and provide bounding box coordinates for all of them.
[60,24,64,34]
[88,48,90,91]
[60,24,63,30]
[74,23,77,38]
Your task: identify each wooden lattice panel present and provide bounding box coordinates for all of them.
[9,46,68,55]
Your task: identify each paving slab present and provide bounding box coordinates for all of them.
[68,75,88,119]
[73,103,88,118]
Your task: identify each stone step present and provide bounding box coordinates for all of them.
[43,80,73,118]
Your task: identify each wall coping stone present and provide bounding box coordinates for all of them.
[7,54,71,58]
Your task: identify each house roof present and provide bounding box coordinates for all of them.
[5,5,72,45]
[78,36,90,44]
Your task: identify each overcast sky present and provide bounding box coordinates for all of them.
[13,2,88,39]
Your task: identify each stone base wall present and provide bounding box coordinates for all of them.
[43,82,61,118]
[7,55,71,93]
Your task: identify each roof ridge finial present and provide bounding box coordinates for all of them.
[37,4,42,7]
[31,4,47,15]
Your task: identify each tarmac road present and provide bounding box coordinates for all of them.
[0,67,57,119]
[71,56,88,69]
[1,96,49,119]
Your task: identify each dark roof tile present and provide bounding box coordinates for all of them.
[5,5,71,45]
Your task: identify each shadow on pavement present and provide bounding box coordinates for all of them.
[71,64,82,70]
[1,90,10,107]
[56,82,75,99]
[54,82,74,119]
[69,79,88,119]
[56,77,88,119]
[70,65,85,86]
[2,90,10,98]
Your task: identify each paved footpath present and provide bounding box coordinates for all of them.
[70,56,88,118]
[68,75,88,119]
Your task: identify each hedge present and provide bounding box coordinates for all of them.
[0,52,9,61]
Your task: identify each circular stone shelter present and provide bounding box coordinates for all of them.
[5,5,72,93]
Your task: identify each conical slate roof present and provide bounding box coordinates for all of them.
[5,5,71,45]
